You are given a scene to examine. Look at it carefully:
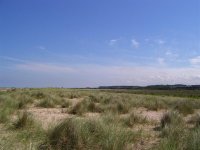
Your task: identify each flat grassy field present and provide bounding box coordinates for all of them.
[0,88,200,150]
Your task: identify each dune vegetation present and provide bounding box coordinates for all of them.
[0,88,200,149]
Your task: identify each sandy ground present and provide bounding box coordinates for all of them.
[27,108,71,128]
[27,105,164,150]
[27,106,166,128]
[134,107,167,122]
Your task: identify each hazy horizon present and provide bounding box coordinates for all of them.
[0,0,200,87]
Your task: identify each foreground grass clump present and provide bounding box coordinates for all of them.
[188,113,200,127]
[143,97,167,111]
[68,100,88,115]
[13,111,34,129]
[31,91,46,99]
[0,95,18,123]
[156,111,200,150]
[160,111,183,129]
[156,111,185,150]
[185,127,200,150]
[37,97,56,108]
[68,98,103,115]
[67,92,81,99]
[173,100,194,116]
[122,112,148,127]
[0,109,46,150]
[43,117,136,150]
[60,99,72,108]
[0,107,13,123]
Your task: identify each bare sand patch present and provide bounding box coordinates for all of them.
[134,107,166,122]
[27,108,72,128]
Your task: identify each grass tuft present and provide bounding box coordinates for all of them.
[188,113,200,127]
[173,100,194,115]
[122,112,148,127]
[43,117,136,150]
[31,92,46,99]
[160,111,183,129]
[37,97,56,108]
[13,111,34,129]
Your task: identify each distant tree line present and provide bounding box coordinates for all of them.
[98,84,200,90]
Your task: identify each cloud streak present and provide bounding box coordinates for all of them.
[189,56,200,66]
[16,63,76,73]
[109,39,118,46]
[2,55,200,87]
[155,39,166,45]
[37,46,46,50]
[0,56,27,63]
[11,62,200,86]
[131,39,139,48]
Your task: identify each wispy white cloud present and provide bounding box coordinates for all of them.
[81,66,200,85]
[0,56,27,63]
[16,63,75,73]
[189,56,200,66]
[157,57,165,65]
[131,39,139,48]
[13,62,200,86]
[155,39,166,45]
[109,39,118,46]
[2,55,200,87]
[165,50,179,59]
[37,46,46,50]
[144,38,150,42]
[165,51,172,56]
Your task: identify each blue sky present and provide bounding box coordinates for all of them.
[0,0,200,87]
